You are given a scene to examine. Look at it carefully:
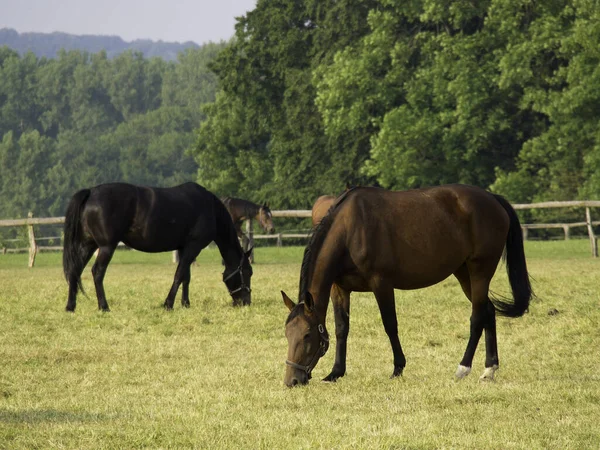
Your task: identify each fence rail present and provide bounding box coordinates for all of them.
[1,200,598,267]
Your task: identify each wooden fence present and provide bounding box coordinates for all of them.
[1,201,598,267]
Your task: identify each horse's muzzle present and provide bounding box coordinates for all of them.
[285,373,309,388]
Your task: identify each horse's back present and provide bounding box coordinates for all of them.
[82,182,216,251]
[334,185,510,289]
[311,195,336,227]
[221,196,259,223]
[344,184,507,236]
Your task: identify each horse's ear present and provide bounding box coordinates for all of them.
[304,292,315,313]
[281,291,296,311]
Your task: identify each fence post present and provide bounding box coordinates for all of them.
[27,212,38,268]
[277,233,282,247]
[522,226,529,241]
[172,250,179,264]
[585,207,598,257]
[245,219,254,263]
[562,225,570,240]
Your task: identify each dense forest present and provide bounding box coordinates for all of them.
[0,28,200,61]
[0,43,224,221]
[194,0,600,209]
[1,0,600,228]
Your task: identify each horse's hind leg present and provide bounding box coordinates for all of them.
[456,260,498,380]
[372,278,406,378]
[92,244,117,312]
[323,284,350,382]
[66,243,97,312]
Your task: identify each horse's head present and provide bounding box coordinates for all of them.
[223,249,253,306]
[258,203,275,234]
[282,291,329,387]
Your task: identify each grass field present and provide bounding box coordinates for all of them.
[0,241,599,449]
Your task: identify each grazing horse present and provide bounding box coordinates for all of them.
[221,197,275,239]
[63,182,253,312]
[282,184,532,387]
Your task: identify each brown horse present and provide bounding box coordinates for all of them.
[311,195,336,227]
[221,197,275,239]
[282,184,532,387]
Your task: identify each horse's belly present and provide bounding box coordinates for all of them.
[122,235,180,253]
[391,269,454,290]
[369,252,465,291]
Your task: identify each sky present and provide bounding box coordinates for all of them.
[0,0,258,45]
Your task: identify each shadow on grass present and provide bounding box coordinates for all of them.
[0,408,108,424]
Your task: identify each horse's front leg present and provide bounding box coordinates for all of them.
[165,245,200,310]
[323,284,351,382]
[180,262,192,308]
[166,240,209,309]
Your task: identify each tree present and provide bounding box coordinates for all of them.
[492,0,600,203]
[192,0,379,207]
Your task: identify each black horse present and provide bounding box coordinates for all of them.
[63,182,253,312]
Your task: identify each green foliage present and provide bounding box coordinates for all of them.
[193,0,600,211]
[3,0,600,221]
[0,43,225,219]
[192,0,379,208]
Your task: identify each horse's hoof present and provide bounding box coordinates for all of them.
[390,367,404,378]
[99,307,110,313]
[455,365,471,379]
[65,306,75,313]
[322,371,344,382]
[182,303,190,308]
[479,365,499,382]
[163,304,173,311]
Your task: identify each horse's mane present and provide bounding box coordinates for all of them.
[298,187,359,301]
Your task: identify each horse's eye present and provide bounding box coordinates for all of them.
[303,334,311,342]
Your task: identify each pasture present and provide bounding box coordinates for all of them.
[0,241,599,449]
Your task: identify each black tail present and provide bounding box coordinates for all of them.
[63,189,91,295]
[491,194,533,317]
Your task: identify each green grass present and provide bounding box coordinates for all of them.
[0,242,599,449]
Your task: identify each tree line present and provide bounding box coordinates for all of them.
[0,28,200,61]
[0,44,223,221]
[1,0,599,231]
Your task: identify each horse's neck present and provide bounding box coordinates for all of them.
[308,235,345,321]
[215,235,242,268]
[214,210,243,266]
[229,201,258,222]
[244,203,260,221]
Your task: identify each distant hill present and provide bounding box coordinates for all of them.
[0,28,201,61]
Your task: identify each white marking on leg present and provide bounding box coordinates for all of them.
[479,365,499,382]
[455,365,471,379]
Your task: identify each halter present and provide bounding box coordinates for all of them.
[285,323,329,377]
[223,255,251,296]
